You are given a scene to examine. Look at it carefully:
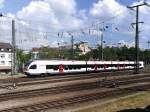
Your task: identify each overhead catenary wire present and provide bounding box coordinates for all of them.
[1,6,130,34]
[0,2,149,50]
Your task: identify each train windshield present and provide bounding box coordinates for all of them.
[25,61,33,67]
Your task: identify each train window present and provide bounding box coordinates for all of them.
[73,65,77,69]
[68,65,73,70]
[86,65,90,68]
[77,65,82,69]
[75,65,79,69]
[110,64,115,67]
[103,64,109,68]
[25,61,33,67]
[109,64,113,67]
[29,65,37,69]
[46,65,53,69]
[82,65,85,68]
[126,64,135,67]
[64,65,69,70]
[80,65,83,68]
[81,65,86,68]
[77,65,81,69]
[53,66,58,70]
[98,65,103,68]
[91,65,95,69]
[75,65,81,69]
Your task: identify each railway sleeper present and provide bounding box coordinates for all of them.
[100,80,119,88]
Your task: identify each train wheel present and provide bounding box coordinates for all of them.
[26,74,32,77]
[47,73,51,76]
[40,73,47,77]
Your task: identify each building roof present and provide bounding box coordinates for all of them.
[0,42,12,52]
[31,48,41,52]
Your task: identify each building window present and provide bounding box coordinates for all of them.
[9,61,12,65]
[8,54,11,59]
[7,48,11,52]
[0,48,4,51]
[0,54,5,58]
[0,61,5,65]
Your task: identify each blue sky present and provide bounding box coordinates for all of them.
[1,0,139,13]
[0,0,150,49]
[76,0,98,9]
[1,0,30,13]
[1,0,137,12]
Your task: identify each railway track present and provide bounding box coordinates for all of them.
[1,72,150,87]
[1,82,150,112]
[0,74,150,102]
[0,70,135,84]
[6,73,150,88]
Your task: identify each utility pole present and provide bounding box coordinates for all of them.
[147,41,150,50]
[71,35,74,60]
[12,20,16,76]
[101,32,103,60]
[128,3,147,74]
[0,13,16,88]
[57,42,60,58]
[0,13,16,75]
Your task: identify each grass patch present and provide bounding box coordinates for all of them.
[75,91,150,112]
[0,73,25,79]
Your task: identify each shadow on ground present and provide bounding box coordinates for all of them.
[117,105,150,112]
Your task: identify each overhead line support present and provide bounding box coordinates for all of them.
[127,2,148,74]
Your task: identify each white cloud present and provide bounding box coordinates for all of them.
[90,0,127,20]
[138,1,150,41]
[0,0,4,9]
[16,0,85,30]
[89,0,150,48]
[17,1,60,29]
[118,40,134,48]
[45,0,76,16]
[89,0,134,36]
[10,0,85,49]
[1,0,150,49]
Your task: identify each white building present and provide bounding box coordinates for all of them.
[74,42,91,55]
[31,48,41,59]
[0,42,12,72]
[118,41,135,48]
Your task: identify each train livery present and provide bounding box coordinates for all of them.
[23,60,144,76]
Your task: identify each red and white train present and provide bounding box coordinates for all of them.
[24,60,144,76]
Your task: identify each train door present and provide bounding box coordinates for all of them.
[38,64,46,74]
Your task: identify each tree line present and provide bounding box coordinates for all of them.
[16,45,150,71]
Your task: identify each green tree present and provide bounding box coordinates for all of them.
[16,49,33,72]
[39,47,59,59]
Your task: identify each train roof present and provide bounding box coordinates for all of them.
[31,59,139,62]
[30,60,143,64]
